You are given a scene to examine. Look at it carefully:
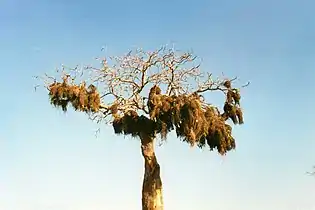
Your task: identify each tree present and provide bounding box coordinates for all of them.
[37,45,247,210]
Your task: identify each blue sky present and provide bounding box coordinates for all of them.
[1,0,315,209]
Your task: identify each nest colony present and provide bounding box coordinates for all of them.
[48,77,101,113]
[112,81,244,155]
[47,77,243,155]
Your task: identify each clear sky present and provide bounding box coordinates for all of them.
[1,0,315,209]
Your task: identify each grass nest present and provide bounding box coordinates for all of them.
[112,111,157,138]
[146,84,244,155]
[48,80,100,113]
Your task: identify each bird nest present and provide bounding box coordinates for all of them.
[48,80,100,113]
[112,111,157,138]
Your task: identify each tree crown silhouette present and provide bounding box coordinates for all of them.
[40,46,247,155]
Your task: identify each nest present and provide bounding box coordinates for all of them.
[173,94,208,146]
[48,80,100,113]
[202,107,236,154]
[223,88,243,124]
[112,111,157,138]
[223,80,231,88]
[145,85,244,155]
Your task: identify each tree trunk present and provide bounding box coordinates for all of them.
[140,133,164,210]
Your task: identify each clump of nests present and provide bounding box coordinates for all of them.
[110,81,243,155]
[145,82,243,155]
[48,77,100,113]
[48,75,244,155]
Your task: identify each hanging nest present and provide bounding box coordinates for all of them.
[147,85,175,139]
[222,87,243,124]
[87,84,101,112]
[226,89,241,105]
[48,81,71,112]
[173,93,208,146]
[48,80,101,113]
[203,107,236,154]
[223,80,231,88]
[112,111,157,138]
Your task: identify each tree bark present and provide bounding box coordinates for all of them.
[140,133,164,210]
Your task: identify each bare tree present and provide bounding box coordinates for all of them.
[37,45,248,210]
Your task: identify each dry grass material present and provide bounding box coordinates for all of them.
[144,85,244,155]
[232,89,241,105]
[204,107,236,155]
[147,85,175,139]
[87,84,101,112]
[109,84,242,154]
[235,107,244,124]
[109,103,119,115]
[48,81,71,111]
[223,80,231,88]
[222,87,243,125]
[173,94,208,146]
[112,111,157,138]
[48,80,100,113]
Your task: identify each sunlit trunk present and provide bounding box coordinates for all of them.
[140,133,164,210]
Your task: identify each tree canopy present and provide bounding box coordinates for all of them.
[39,46,248,155]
